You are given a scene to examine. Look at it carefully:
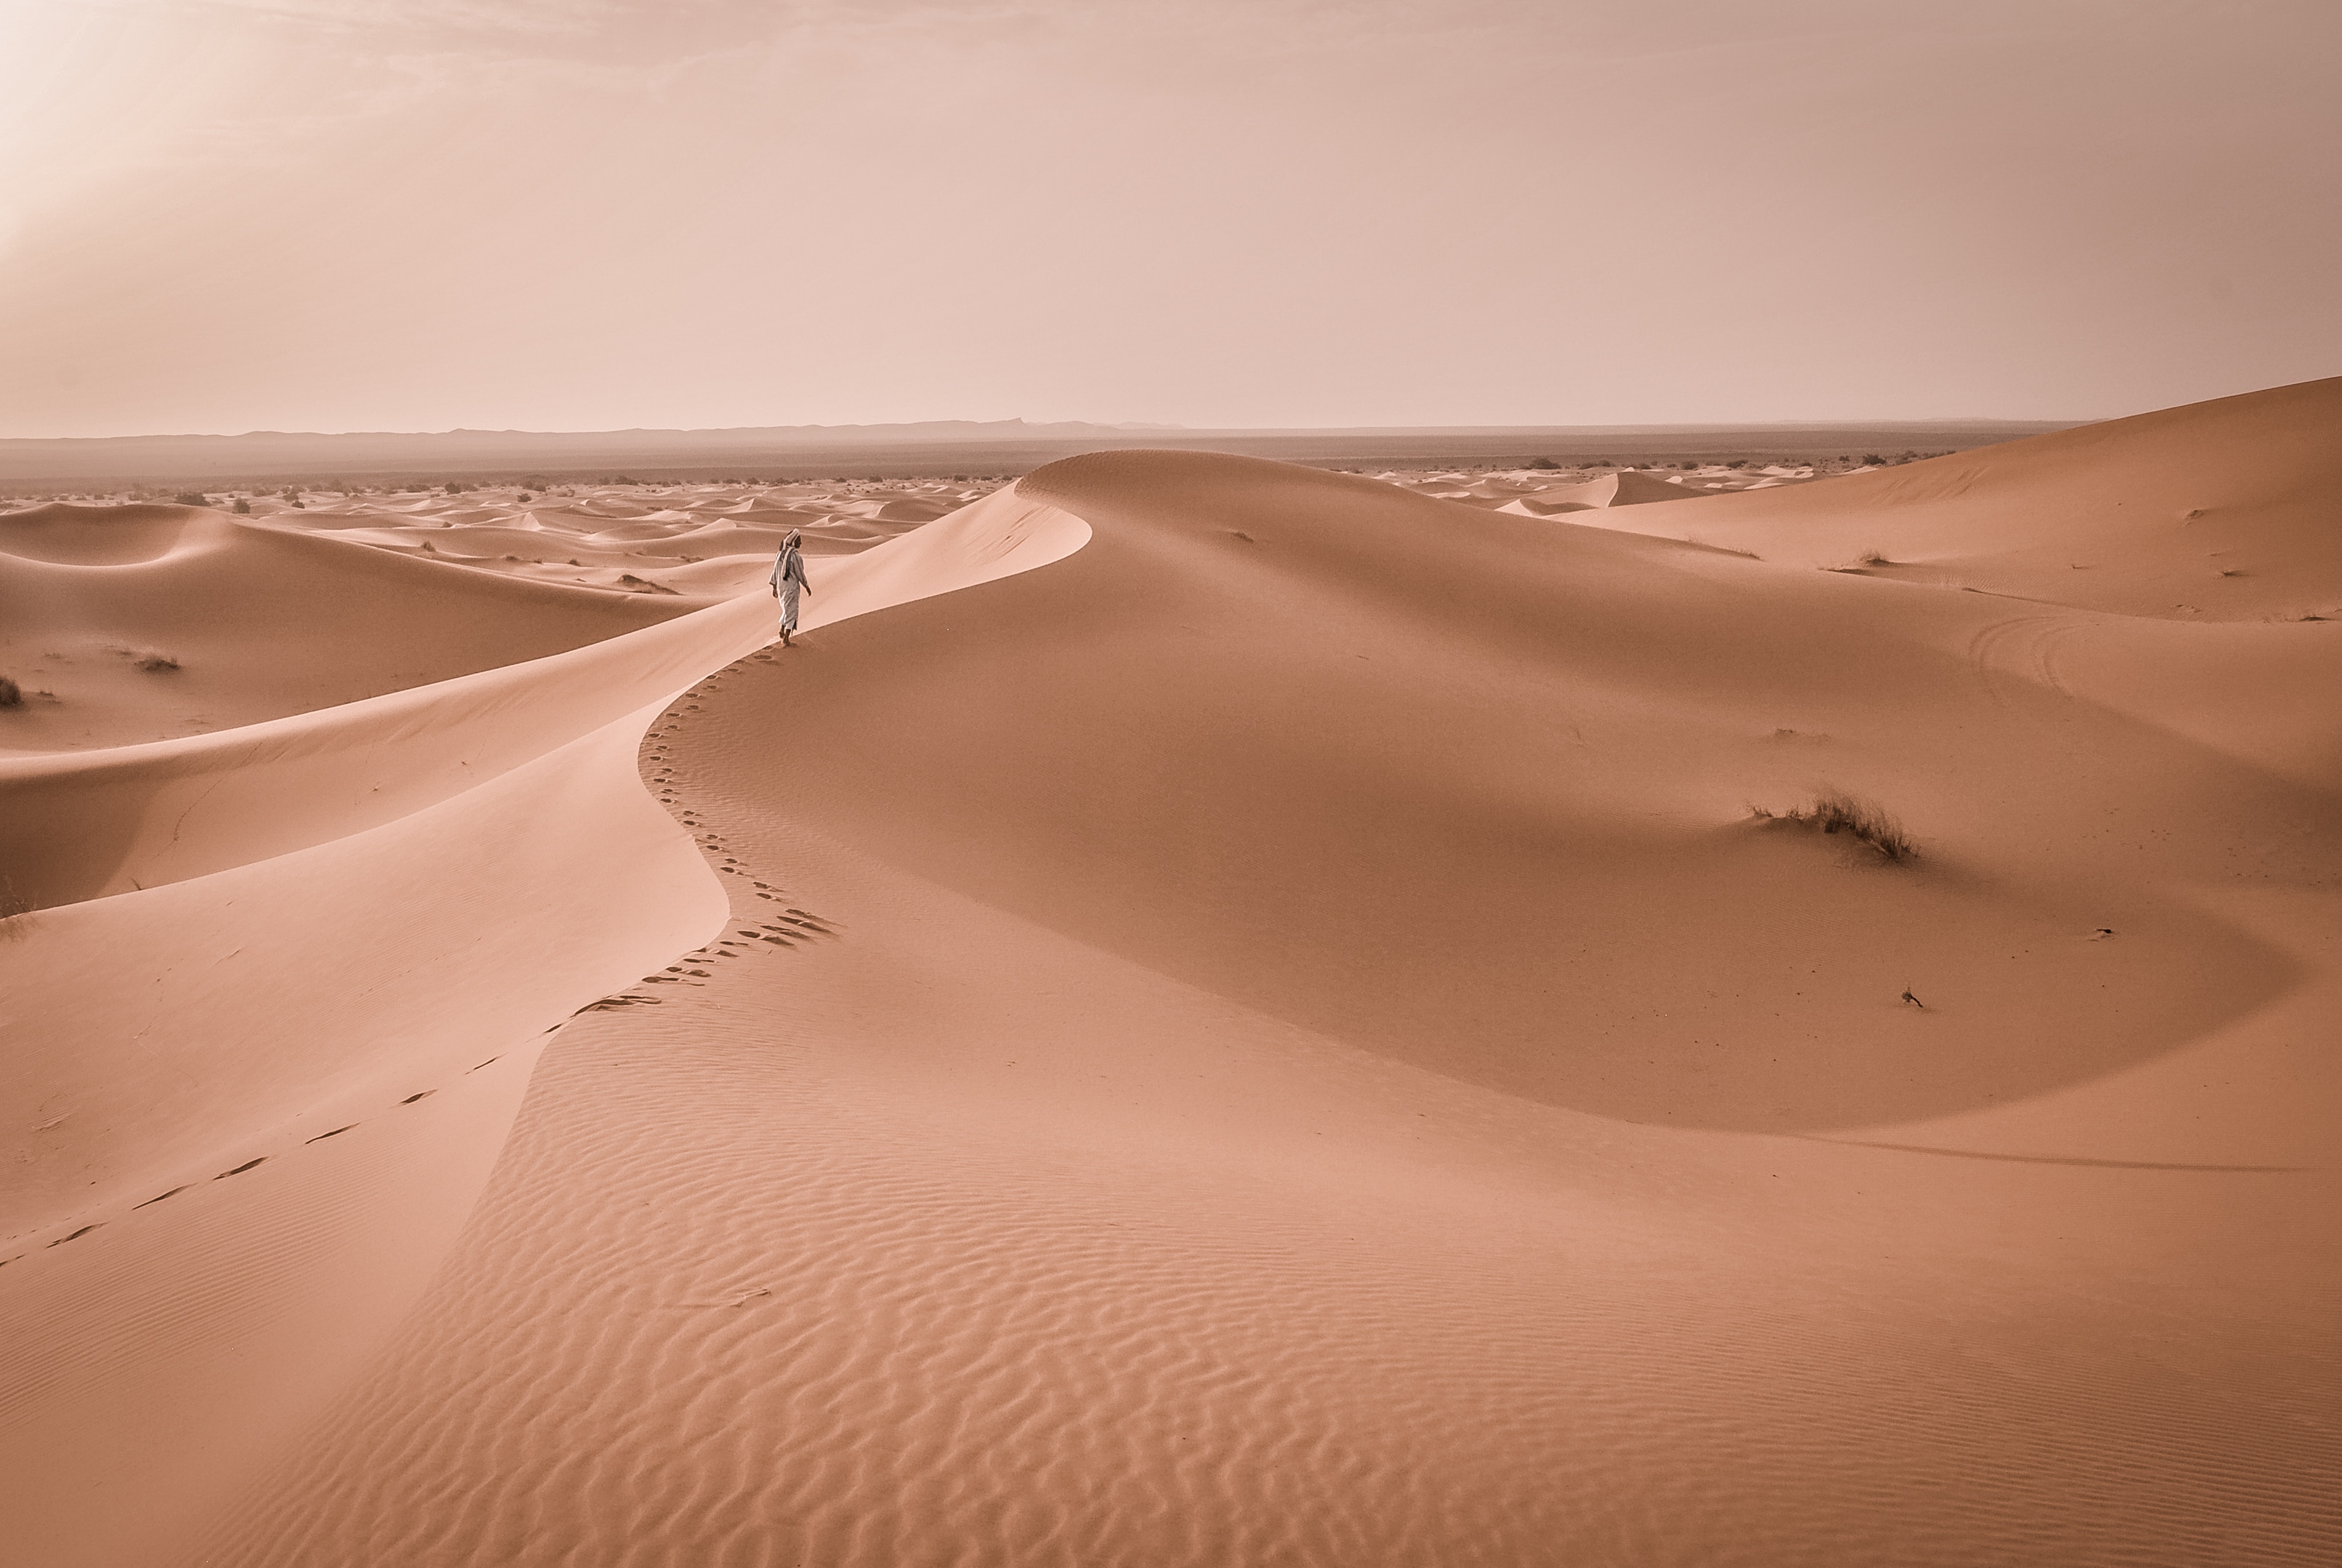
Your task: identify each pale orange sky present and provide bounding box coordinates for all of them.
[1,0,2335,437]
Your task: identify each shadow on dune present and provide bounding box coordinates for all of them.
[712,448,2326,1133]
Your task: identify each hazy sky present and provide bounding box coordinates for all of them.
[1,0,2335,435]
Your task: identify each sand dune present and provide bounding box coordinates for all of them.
[1491,465,1705,512]
[0,488,1084,1566]
[1586,377,2342,620]
[2,385,2336,1566]
[222,477,1003,599]
[0,501,695,754]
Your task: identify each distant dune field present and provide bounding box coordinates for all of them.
[0,418,2071,491]
[2,381,2337,1568]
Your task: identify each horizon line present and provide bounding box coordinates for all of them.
[2,414,2086,444]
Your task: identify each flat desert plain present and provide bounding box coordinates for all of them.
[2,379,2338,1567]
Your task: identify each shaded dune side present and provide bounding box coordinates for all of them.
[676,449,2326,1131]
[1587,376,2342,618]
[0,489,1089,1568]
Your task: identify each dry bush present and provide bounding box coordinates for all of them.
[1806,790,1915,859]
[1751,788,1915,862]
[0,675,20,707]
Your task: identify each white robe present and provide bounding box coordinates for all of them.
[770,544,807,632]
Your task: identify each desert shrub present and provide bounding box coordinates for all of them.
[1525,456,1560,470]
[1751,788,1915,862]
[1855,549,1889,566]
[1804,789,1913,860]
[0,675,20,706]
[131,649,180,672]
[173,491,209,506]
[232,498,251,514]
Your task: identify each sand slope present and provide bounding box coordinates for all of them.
[1586,376,2342,621]
[0,488,1086,1567]
[0,501,696,754]
[128,390,2342,1564]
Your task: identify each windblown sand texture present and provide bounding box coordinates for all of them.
[2,381,2338,1567]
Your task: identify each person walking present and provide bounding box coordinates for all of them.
[770,528,810,646]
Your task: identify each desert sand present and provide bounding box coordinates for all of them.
[1,380,2337,1567]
